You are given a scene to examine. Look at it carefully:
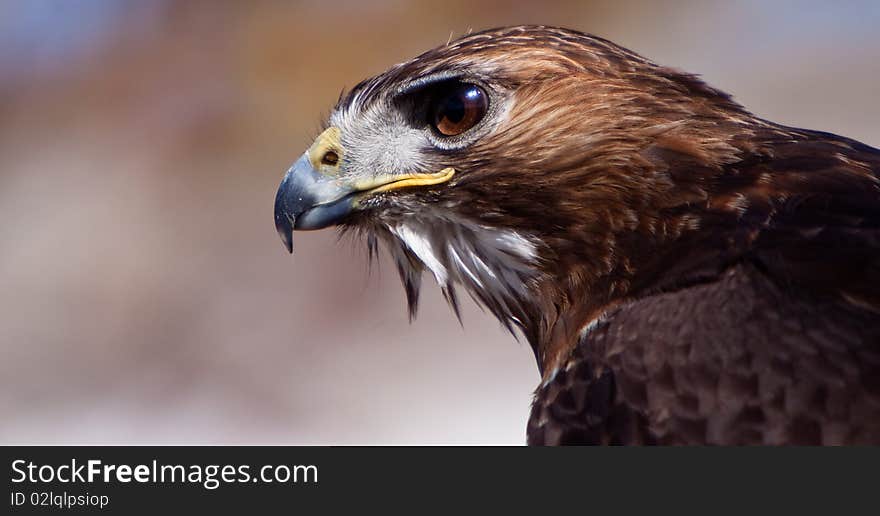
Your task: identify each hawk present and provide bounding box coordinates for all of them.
[274,26,880,444]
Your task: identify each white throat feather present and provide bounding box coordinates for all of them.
[379,216,540,333]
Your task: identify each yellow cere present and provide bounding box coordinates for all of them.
[307,126,343,174]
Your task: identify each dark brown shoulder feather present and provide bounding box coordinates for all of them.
[529,262,880,445]
[634,124,880,310]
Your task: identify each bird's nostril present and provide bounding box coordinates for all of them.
[321,150,339,166]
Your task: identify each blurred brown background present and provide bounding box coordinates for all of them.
[1,0,877,444]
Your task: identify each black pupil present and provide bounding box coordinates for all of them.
[440,90,469,123]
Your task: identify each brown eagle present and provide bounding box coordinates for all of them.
[274,26,880,444]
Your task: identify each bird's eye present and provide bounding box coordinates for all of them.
[431,83,488,137]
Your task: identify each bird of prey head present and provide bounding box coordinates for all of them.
[277,27,730,352]
[275,26,880,444]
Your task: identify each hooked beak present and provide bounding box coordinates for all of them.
[273,152,358,252]
[274,127,455,253]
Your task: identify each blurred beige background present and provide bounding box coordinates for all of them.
[1,0,877,444]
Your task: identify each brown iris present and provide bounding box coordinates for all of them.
[431,83,488,136]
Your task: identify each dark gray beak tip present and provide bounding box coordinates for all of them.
[274,179,294,254]
[276,213,293,254]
